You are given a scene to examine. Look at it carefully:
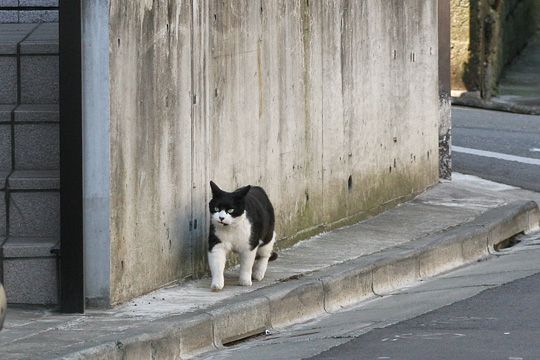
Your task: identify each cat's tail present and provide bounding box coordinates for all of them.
[269,251,278,262]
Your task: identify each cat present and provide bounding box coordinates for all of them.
[208,181,278,291]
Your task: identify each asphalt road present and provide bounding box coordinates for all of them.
[452,107,540,192]
[313,264,540,360]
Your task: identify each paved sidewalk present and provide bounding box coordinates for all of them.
[0,174,539,360]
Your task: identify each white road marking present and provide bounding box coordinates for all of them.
[453,146,540,166]
[530,148,540,152]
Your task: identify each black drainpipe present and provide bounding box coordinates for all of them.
[59,0,84,313]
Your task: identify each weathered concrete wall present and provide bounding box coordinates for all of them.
[109,0,195,305]
[451,0,539,96]
[106,0,440,305]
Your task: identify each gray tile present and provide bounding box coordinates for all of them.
[3,257,58,305]
[2,237,57,258]
[19,0,58,6]
[0,23,35,54]
[14,104,59,122]
[20,23,58,54]
[9,192,60,237]
[14,123,59,170]
[0,105,15,123]
[20,55,59,104]
[0,11,18,24]
[0,172,8,189]
[0,0,18,6]
[0,56,17,104]
[18,10,58,23]
[8,170,59,190]
[0,124,12,171]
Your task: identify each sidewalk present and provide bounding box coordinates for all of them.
[453,31,540,115]
[1,174,539,360]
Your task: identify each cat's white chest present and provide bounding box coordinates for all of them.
[214,215,252,252]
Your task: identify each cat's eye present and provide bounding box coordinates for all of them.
[227,209,234,214]
[213,207,219,212]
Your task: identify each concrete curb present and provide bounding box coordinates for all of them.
[452,94,540,115]
[68,201,540,360]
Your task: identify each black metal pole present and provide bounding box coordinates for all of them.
[59,0,84,313]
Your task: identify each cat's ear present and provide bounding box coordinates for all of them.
[233,185,251,199]
[210,181,223,198]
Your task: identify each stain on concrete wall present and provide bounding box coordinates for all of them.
[108,0,439,305]
[109,0,194,305]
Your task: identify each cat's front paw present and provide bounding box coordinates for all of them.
[210,280,224,292]
[252,269,265,281]
[238,276,252,286]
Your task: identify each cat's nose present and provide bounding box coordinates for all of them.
[219,216,225,221]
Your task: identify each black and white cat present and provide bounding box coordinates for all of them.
[208,181,277,291]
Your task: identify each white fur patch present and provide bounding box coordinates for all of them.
[252,232,276,281]
[211,210,235,226]
[211,211,252,253]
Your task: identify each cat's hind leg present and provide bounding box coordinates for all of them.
[252,232,276,281]
[209,244,228,291]
[238,249,257,286]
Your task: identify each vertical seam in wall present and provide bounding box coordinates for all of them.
[190,0,196,274]
[202,0,210,274]
[320,2,325,221]
[16,23,40,105]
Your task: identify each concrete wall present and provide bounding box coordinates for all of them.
[108,0,195,305]
[104,0,440,306]
[451,0,539,96]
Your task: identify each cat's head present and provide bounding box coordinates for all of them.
[209,181,251,227]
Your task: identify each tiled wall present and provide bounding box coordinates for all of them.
[0,0,58,24]
[0,23,59,305]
